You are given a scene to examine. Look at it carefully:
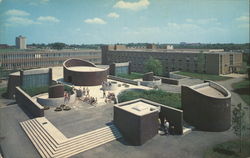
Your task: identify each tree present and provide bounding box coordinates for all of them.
[144,57,163,76]
[232,103,248,153]
[48,42,66,50]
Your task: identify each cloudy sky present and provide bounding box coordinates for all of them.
[0,0,249,45]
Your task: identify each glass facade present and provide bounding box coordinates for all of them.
[116,66,129,75]
[22,73,50,88]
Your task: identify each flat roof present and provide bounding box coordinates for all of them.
[119,101,158,116]
[109,49,240,55]
[196,86,226,98]
[67,66,104,72]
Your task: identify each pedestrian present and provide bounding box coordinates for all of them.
[164,120,169,135]
[103,90,106,98]
[64,91,67,104]
[86,87,90,96]
[82,87,85,96]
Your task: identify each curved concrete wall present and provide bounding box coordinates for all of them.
[140,77,161,87]
[63,58,108,86]
[48,84,64,98]
[181,81,231,132]
[37,92,76,106]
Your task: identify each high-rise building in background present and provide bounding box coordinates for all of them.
[16,35,27,49]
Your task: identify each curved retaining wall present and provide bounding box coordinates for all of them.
[37,91,76,106]
[63,58,108,86]
[48,84,64,98]
[140,77,161,87]
[181,81,231,132]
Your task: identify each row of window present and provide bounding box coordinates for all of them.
[1,58,100,69]
[0,52,100,60]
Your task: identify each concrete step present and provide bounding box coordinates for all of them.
[33,119,60,147]
[182,125,194,135]
[20,118,122,158]
[54,130,122,158]
[20,121,51,158]
[28,119,58,152]
[36,117,67,143]
[58,125,120,147]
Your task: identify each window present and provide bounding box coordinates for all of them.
[230,54,233,65]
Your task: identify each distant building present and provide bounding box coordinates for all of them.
[102,44,243,75]
[16,35,27,49]
[0,44,9,49]
[166,45,174,50]
[0,49,101,70]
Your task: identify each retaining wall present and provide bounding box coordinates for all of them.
[108,75,138,85]
[15,87,44,118]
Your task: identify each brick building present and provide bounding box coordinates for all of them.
[102,45,242,75]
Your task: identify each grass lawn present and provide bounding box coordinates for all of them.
[232,79,250,105]
[23,86,49,97]
[175,71,231,81]
[0,87,7,99]
[117,72,143,80]
[118,89,181,109]
[204,138,250,158]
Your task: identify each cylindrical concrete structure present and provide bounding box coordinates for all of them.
[48,84,64,98]
[63,58,109,86]
[181,81,231,132]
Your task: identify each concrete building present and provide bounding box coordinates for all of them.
[16,35,27,49]
[0,49,101,70]
[181,81,231,132]
[63,59,108,86]
[102,45,242,75]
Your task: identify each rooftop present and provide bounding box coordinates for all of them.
[67,66,105,72]
[108,48,239,54]
[118,101,158,116]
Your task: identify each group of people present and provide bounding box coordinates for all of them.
[76,87,90,97]
[159,118,175,135]
[76,87,98,105]
[102,81,112,90]
[83,96,98,105]
[104,92,117,104]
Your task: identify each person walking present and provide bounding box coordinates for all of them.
[164,120,170,135]
[103,90,106,98]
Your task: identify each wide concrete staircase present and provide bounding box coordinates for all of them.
[20,117,122,158]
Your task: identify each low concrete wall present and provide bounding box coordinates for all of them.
[140,77,162,87]
[159,76,179,85]
[159,105,183,135]
[15,87,44,118]
[169,71,187,79]
[108,75,138,85]
[144,99,183,135]
[37,91,76,106]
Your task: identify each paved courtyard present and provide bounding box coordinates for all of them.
[0,102,236,158]
[0,73,248,158]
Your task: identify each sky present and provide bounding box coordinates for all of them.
[0,0,249,45]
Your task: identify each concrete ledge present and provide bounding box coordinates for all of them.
[108,75,138,85]
[140,77,162,87]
